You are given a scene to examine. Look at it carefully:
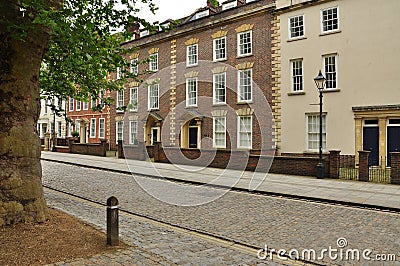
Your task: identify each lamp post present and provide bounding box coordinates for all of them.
[314,71,326,178]
[51,104,57,152]
[47,100,57,152]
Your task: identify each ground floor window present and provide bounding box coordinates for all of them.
[99,118,105,139]
[116,121,123,143]
[213,117,226,148]
[57,122,62,137]
[129,121,138,145]
[307,114,326,150]
[238,116,252,149]
[90,118,96,138]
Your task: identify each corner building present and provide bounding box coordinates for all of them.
[274,0,400,166]
[110,0,276,163]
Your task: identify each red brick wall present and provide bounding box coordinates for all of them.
[109,0,274,153]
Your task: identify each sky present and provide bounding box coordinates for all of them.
[136,0,205,23]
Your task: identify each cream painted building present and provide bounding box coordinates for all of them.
[37,97,67,140]
[272,0,400,166]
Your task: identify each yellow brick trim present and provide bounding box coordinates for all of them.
[211,110,228,117]
[184,71,198,78]
[128,115,138,121]
[148,47,159,55]
[211,66,228,74]
[236,108,254,116]
[185,38,199,46]
[130,53,139,59]
[211,30,228,39]
[235,24,254,33]
[236,62,254,70]
[129,82,140,87]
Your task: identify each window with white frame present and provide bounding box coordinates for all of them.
[291,59,303,92]
[238,116,252,149]
[129,120,138,145]
[116,121,123,143]
[100,90,106,106]
[68,124,73,137]
[130,58,138,75]
[129,87,138,111]
[186,77,197,106]
[149,53,158,71]
[238,69,252,102]
[116,90,124,111]
[237,30,252,56]
[90,118,96,138]
[289,15,304,39]
[323,54,337,89]
[83,101,89,110]
[99,118,105,139]
[194,10,209,20]
[69,98,74,111]
[75,119,80,135]
[76,100,81,111]
[213,37,226,61]
[213,72,226,104]
[186,44,198,66]
[91,97,97,109]
[307,114,326,150]
[213,117,226,148]
[222,1,237,10]
[57,121,62,138]
[116,67,122,79]
[321,7,339,33]
[148,84,159,110]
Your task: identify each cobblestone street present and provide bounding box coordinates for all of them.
[42,161,400,265]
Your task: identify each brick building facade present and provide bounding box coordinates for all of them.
[66,94,111,146]
[109,0,276,162]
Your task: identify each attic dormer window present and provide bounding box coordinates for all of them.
[140,30,149,37]
[222,1,237,10]
[195,10,209,20]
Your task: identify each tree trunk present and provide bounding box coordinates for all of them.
[0,2,51,225]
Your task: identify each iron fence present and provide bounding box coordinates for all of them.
[339,155,391,184]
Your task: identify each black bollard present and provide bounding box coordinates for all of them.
[106,196,119,246]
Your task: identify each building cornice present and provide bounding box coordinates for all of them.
[122,2,274,48]
[275,0,337,15]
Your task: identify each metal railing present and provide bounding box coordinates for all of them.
[339,155,391,184]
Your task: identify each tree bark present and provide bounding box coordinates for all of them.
[0,1,51,225]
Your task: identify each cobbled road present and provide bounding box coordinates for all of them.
[42,161,400,265]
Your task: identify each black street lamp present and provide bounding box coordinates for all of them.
[47,99,59,152]
[314,70,326,179]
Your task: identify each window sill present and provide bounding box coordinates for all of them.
[186,64,198,68]
[287,36,307,42]
[213,58,227,63]
[185,105,198,109]
[237,53,253,59]
[288,91,305,96]
[116,110,125,113]
[319,29,341,37]
[322,88,341,93]
[237,147,252,150]
[129,110,138,113]
[212,103,227,106]
[237,101,253,105]
[148,109,160,111]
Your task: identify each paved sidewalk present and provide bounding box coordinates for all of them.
[44,188,285,266]
[41,152,400,210]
